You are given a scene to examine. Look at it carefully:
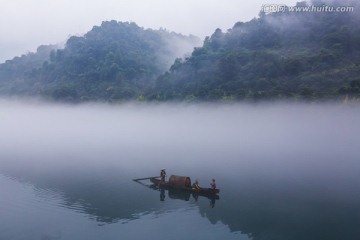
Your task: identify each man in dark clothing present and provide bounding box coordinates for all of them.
[210,179,216,190]
[160,168,166,185]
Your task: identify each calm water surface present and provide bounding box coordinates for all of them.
[0,101,359,240]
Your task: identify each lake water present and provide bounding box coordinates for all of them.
[0,100,359,240]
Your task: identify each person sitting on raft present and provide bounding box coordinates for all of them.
[192,179,200,190]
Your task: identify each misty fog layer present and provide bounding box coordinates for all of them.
[1,100,359,180]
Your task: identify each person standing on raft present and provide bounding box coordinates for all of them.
[159,168,166,186]
[210,179,216,190]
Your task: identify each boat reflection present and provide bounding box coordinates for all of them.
[146,183,219,207]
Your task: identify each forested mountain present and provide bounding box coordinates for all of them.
[151,0,360,101]
[0,0,359,102]
[0,21,200,101]
[0,44,59,94]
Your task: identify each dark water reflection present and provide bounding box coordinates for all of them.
[0,101,360,240]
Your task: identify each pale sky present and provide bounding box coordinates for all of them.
[0,0,299,63]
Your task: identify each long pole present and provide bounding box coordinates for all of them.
[133,176,160,181]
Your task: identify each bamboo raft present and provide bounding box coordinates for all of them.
[149,175,220,195]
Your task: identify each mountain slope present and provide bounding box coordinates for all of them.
[0,21,200,102]
[0,44,59,95]
[151,0,360,101]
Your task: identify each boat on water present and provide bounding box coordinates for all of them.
[150,175,220,195]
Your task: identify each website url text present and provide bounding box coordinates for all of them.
[261,4,355,14]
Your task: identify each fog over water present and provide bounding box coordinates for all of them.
[0,99,359,240]
[1,100,358,167]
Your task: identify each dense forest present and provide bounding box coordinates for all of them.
[0,44,59,95]
[0,0,359,102]
[0,21,200,102]
[151,0,360,101]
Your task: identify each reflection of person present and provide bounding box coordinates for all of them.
[160,188,165,201]
[160,168,166,185]
[210,179,216,190]
[192,179,200,190]
[210,198,216,208]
